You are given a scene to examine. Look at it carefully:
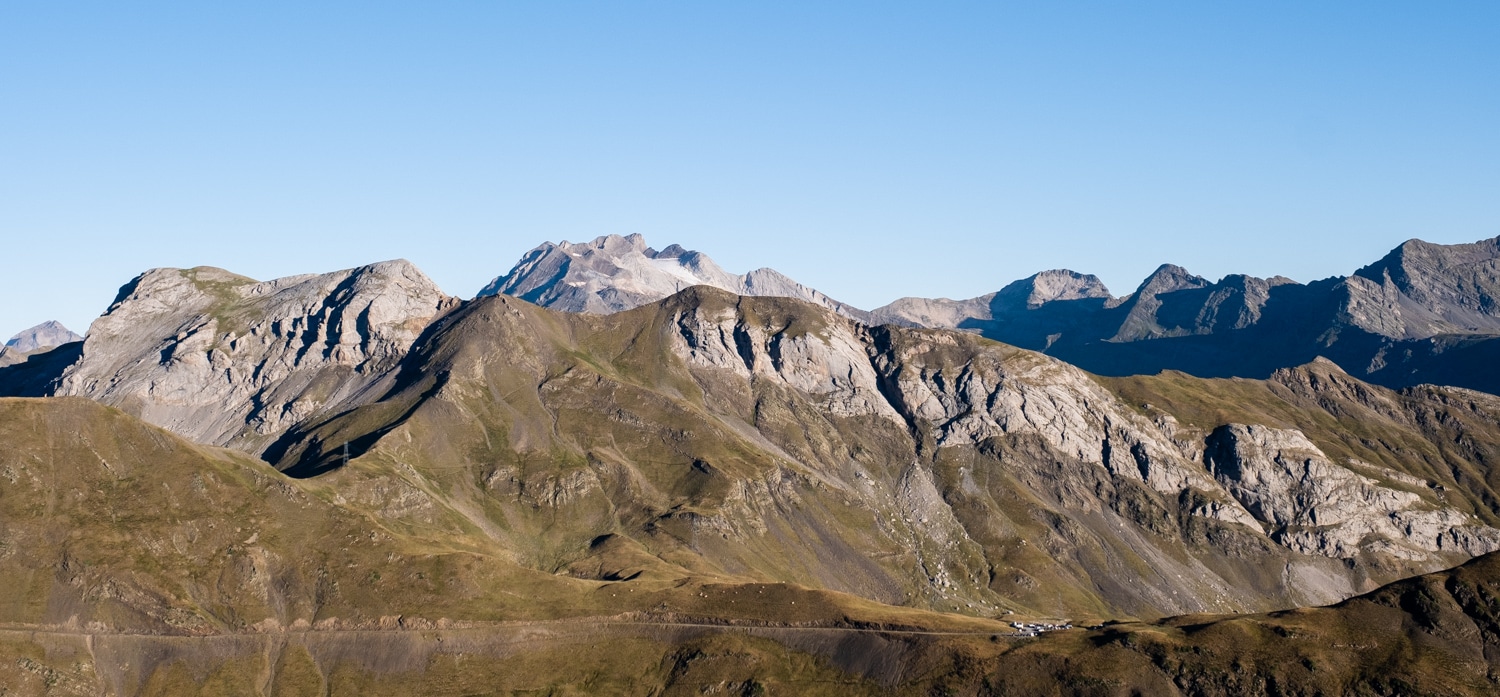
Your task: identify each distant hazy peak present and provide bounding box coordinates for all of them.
[4,320,84,353]
[997,269,1113,308]
[652,243,690,259]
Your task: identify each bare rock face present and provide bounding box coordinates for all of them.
[663,289,1500,572]
[1018,269,1114,307]
[1205,423,1500,560]
[478,234,869,320]
[53,260,457,452]
[4,320,83,354]
[864,328,1257,529]
[1350,236,1500,338]
[670,296,903,423]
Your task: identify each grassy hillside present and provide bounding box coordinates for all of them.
[0,396,1025,694]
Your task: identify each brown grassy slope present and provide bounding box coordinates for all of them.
[3,543,1497,695]
[978,550,1500,696]
[0,397,1008,633]
[0,396,1037,696]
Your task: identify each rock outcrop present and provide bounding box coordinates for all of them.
[1350,236,1500,337]
[51,261,457,452]
[478,233,869,320]
[1205,423,1500,559]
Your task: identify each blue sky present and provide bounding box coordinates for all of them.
[2,2,1497,336]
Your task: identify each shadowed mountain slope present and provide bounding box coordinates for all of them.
[972,550,1500,695]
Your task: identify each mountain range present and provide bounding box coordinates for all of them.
[3,235,1500,693]
[472,233,1500,396]
[874,236,1500,396]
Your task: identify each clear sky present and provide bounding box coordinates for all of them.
[3,2,1497,337]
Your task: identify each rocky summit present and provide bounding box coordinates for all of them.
[43,261,458,452]
[3,248,1500,694]
[478,233,869,320]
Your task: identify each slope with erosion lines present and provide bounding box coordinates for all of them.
[5,396,1499,694]
[268,286,1500,623]
[0,396,1019,695]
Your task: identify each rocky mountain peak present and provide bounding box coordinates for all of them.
[1135,264,1210,297]
[996,269,1113,309]
[652,243,690,259]
[1348,235,1500,337]
[477,233,867,320]
[589,232,650,255]
[1107,265,1214,342]
[52,260,457,452]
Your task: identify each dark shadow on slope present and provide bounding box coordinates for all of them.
[947,274,1500,396]
[267,368,451,479]
[0,341,82,397]
[263,299,475,478]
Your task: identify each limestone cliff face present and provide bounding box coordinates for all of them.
[655,293,1500,599]
[1205,423,1500,560]
[669,298,901,422]
[53,260,457,452]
